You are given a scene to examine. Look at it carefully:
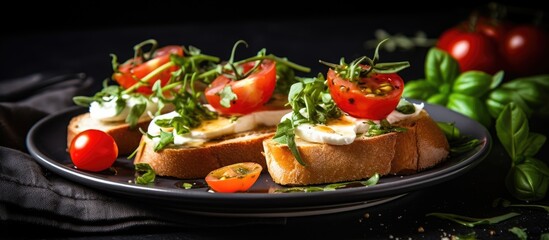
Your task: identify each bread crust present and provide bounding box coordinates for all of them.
[390,110,450,174]
[263,134,397,186]
[263,109,450,186]
[67,113,151,155]
[133,128,276,179]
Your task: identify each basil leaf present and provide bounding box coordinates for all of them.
[508,227,527,240]
[427,93,449,106]
[453,71,493,97]
[447,93,492,128]
[402,79,438,101]
[523,132,547,157]
[496,102,529,162]
[506,158,549,201]
[425,48,460,86]
[490,70,504,89]
[486,88,515,119]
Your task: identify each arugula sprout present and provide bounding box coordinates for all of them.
[134,163,156,184]
[272,74,342,166]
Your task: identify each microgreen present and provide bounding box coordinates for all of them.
[319,38,410,82]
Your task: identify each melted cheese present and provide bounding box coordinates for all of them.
[292,102,424,145]
[148,108,290,146]
[89,95,160,122]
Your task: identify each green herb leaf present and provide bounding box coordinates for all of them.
[426,212,520,227]
[218,85,238,108]
[508,227,527,240]
[402,79,438,101]
[126,98,147,128]
[453,71,493,97]
[396,98,415,114]
[447,93,492,128]
[273,118,305,166]
[523,133,547,157]
[276,173,379,193]
[541,233,549,240]
[424,47,460,86]
[134,163,156,184]
[154,130,174,152]
[366,120,407,137]
[506,157,549,201]
[496,102,530,162]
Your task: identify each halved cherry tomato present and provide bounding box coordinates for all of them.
[327,66,404,120]
[204,60,277,115]
[113,45,184,94]
[205,162,262,193]
[69,129,118,172]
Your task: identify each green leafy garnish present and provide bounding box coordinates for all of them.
[218,85,237,108]
[426,212,520,227]
[276,173,379,193]
[134,163,156,184]
[437,122,483,154]
[319,39,410,82]
[508,227,527,240]
[272,74,341,166]
[365,119,407,137]
[497,102,549,201]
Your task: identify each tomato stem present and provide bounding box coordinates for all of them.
[122,61,175,94]
[133,39,158,63]
[235,55,311,73]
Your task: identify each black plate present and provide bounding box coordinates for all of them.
[26,103,491,217]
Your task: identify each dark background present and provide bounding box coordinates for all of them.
[2,1,548,239]
[3,1,548,85]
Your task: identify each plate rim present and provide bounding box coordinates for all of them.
[26,102,492,213]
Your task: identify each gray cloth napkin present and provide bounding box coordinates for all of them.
[0,73,285,236]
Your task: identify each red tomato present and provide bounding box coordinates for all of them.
[205,162,262,193]
[474,17,510,44]
[500,25,548,77]
[113,45,183,94]
[69,129,118,172]
[437,26,466,50]
[442,32,501,75]
[326,67,404,120]
[205,60,277,115]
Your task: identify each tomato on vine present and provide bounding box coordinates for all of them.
[500,25,548,76]
[321,39,409,120]
[436,16,504,75]
[112,39,184,94]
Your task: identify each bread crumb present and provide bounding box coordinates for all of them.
[417,226,424,232]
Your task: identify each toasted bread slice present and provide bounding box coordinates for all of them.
[263,133,397,186]
[262,109,450,186]
[133,127,276,179]
[390,110,450,174]
[67,113,151,155]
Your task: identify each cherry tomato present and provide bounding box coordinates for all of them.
[113,45,184,94]
[205,162,262,193]
[500,25,548,77]
[205,60,277,115]
[326,66,404,120]
[69,129,118,172]
[442,32,501,75]
[474,16,510,44]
